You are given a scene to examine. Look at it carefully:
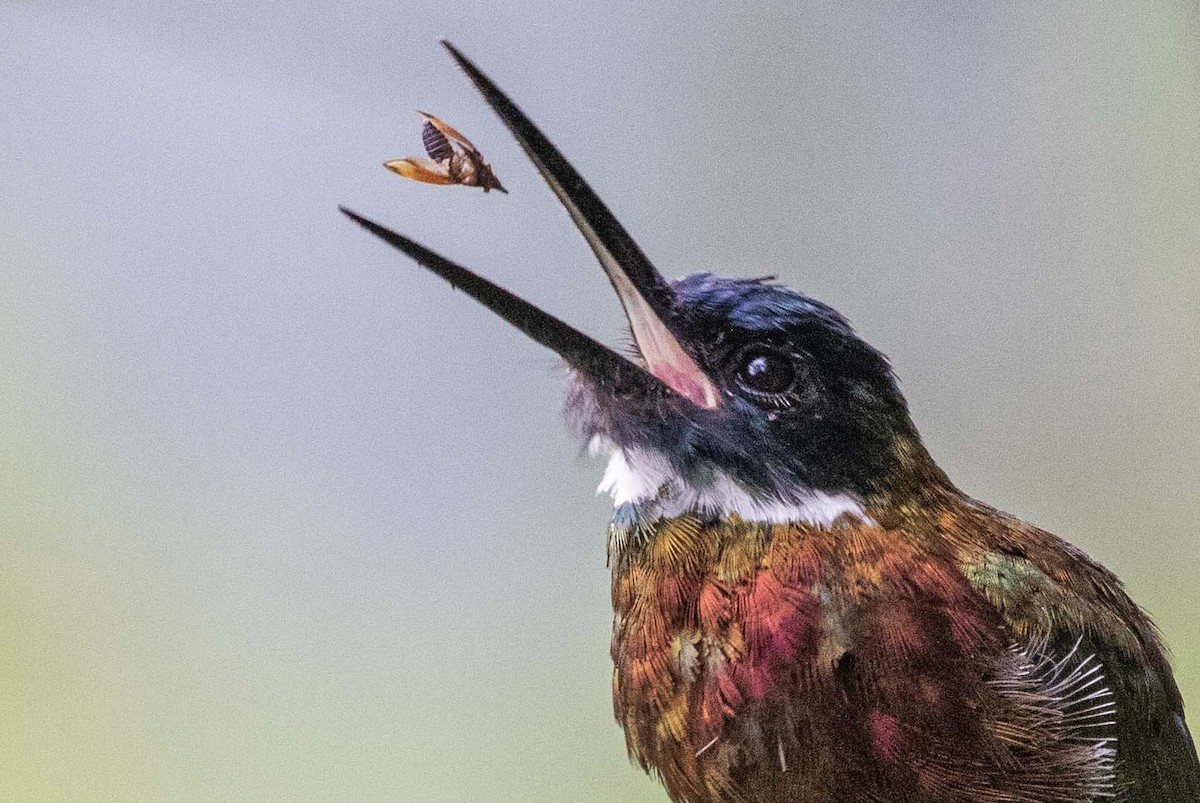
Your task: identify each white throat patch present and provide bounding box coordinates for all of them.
[591,439,871,527]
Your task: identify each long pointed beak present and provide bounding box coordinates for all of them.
[342,45,724,410]
[440,41,722,410]
[340,207,672,399]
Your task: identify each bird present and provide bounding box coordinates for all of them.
[341,42,1199,803]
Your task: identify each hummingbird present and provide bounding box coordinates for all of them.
[341,43,1199,803]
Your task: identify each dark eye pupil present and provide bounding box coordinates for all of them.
[737,350,794,394]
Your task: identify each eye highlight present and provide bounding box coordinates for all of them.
[728,345,797,398]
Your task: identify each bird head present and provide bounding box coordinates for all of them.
[343,43,944,524]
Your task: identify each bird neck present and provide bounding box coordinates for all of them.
[598,429,957,534]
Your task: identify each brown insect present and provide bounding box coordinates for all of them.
[384,112,507,193]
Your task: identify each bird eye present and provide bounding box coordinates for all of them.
[730,345,796,397]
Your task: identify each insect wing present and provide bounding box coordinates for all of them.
[384,157,455,185]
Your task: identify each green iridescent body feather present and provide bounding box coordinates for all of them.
[609,484,1196,802]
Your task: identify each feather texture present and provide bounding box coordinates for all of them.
[609,497,1198,802]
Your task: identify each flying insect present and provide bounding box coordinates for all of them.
[384,111,507,193]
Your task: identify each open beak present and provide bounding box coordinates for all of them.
[341,41,722,410]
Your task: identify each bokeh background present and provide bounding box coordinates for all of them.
[2,3,1198,800]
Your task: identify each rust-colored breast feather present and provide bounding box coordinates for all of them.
[610,504,1192,802]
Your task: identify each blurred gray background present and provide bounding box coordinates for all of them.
[2,3,1197,801]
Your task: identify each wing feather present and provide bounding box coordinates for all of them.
[950,503,1200,802]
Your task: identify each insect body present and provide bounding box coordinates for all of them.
[385,111,507,193]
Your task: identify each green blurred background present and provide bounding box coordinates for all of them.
[2,3,1197,801]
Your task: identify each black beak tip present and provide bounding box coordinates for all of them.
[440,39,489,93]
[340,206,401,248]
[339,205,368,228]
[440,38,465,64]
